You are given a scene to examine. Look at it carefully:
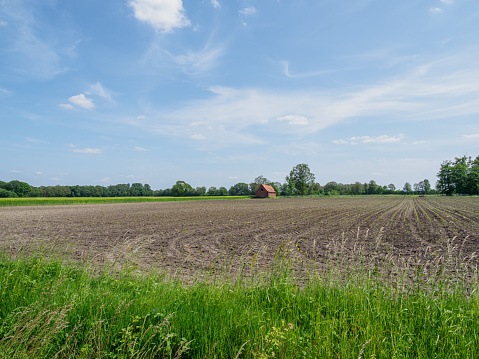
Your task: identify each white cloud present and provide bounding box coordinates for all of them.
[239,7,256,16]
[90,82,112,102]
[440,0,454,4]
[100,178,111,182]
[59,103,74,110]
[35,172,43,175]
[276,115,309,126]
[137,115,146,120]
[462,134,479,140]
[430,7,443,14]
[0,20,7,26]
[129,0,190,32]
[9,170,23,173]
[68,94,95,109]
[412,140,430,145]
[70,148,103,154]
[189,121,204,126]
[191,134,206,140]
[228,176,239,180]
[25,137,48,144]
[134,146,148,151]
[211,0,220,8]
[334,135,404,145]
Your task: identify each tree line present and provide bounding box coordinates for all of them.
[436,155,479,196]
[1,156,477,198]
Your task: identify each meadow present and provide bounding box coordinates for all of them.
[1,197,478,358]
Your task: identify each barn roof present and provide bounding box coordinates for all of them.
[260,184,276,193]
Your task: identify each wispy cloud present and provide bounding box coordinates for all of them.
[127,61,479,148]
[0,2,69,79]
[169,44,224,75]
[70,148,103,154]
[145,36,225,76]
[239,7,256,16]
[129,0,190,32]
[239,6,257,25]
[25,137,49,144]
[440,0,454,4]
[430,7,443,14]
[9,170,23,173]
[280,61,341,78]
[334,135,404,145]
[276,115,309,126]
[89,82,113,102]
[133,146,148,151]
[462,134,479,140]
[210,0,220,8]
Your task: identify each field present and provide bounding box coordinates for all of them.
[0,196,251,207]
[1,196,478,276]
[1,196,479,358]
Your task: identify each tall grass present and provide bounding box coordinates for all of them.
[0,196,251,207]
[1,240,479,358]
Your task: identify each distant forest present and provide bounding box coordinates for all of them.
[1,155,478,198]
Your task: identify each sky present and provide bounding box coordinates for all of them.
[1,0,479,190]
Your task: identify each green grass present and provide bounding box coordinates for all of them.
[0,196,252,207]
[1,253,478,358]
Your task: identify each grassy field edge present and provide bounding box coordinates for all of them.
[1,254,478,358]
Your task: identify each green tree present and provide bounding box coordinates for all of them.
[207,186,218,196]
[351,182,365,195]
[288,164,315,196]
[229,183,250,196]
[323,181,339,194]
[367,180,378,195]
[195,186,207,196]
[171,181,193,197]
[0,188,18,198]
[466,156,479,195]
[403,182,412,194]
[8,180,32,197]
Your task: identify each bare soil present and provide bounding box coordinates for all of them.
[1,197,478,278]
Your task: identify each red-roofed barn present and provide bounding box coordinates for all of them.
[255,184,277,198]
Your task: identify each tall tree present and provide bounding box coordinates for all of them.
[171,181,193,197]
[288,164,315,196]
[229,182,249,196]
[403,182,412,194]
[466,156,479,195]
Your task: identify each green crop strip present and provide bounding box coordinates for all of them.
[0,196,252,207]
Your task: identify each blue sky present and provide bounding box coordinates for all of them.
[1,0,478,190]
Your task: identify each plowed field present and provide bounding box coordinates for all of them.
[1,197,478,277]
